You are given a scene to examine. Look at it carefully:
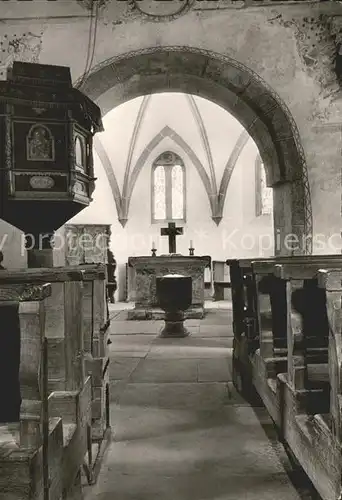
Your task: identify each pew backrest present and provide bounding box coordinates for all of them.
[0,269,87,392]
[0,282,51,448]
[318,269,342,442]
[227,256,342,353]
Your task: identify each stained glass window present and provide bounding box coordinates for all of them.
[171,164,184,219]
[256,156,273,216]
[152,152,185,222]
[260,163,273,215]
[153,165,166,220]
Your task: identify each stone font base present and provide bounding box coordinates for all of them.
[128,305,204,320]
[159,311,190,338]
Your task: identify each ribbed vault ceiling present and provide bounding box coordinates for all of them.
[94,92,255,226]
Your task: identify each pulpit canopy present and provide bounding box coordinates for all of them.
[0,61,103,234]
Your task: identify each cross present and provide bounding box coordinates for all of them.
[160,222,183,254]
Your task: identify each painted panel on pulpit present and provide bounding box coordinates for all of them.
[13,121,67,170]
[84,227,108,264]
[27,124,55,161]
[65,225,84,266]
[64,224,110,266]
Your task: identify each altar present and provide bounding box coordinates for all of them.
[127,255,211,320]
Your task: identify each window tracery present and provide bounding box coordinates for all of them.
[152,151,186,223]
[255,155,273,216]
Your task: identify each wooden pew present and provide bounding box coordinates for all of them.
[227,255,301,397]
[228,257,342,500]
[252,257,341,368]
[0,281,66,500]
[64,264,111,483]
[227,255,342,350]
[227,257,271,398]
[227,255,342,399]
[67,265,110,440]
[271,266,342,500]
[227,255,285,353]
[315,268,342,500]
[0,268,93,498]
[212,260,231,301]
[251,260,336,426]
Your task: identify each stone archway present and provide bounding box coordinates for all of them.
[80,46,312,255]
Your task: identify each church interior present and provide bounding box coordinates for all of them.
[1,0,342,499]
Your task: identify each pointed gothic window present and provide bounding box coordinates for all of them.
[255,155,273,216]
[153,165,166,220]
[152,151,186,223]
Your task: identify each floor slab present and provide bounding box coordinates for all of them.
[109,335,155,354]
[84,306,315,500]
[129,358,199,383]
[197,358,232,382]
[109,380,128,404]
[197,324,232,337]
[111,351,148,358]
[116,382,232,410]
[86,404,304,500]
[148,338,232,359]
[109,357,141,381]
[109,321,161,335]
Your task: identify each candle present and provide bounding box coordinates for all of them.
[190,240,193,248]
[152,241,155,249]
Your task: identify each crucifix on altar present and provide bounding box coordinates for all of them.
[161,222,183,254]
[128,220,210,320]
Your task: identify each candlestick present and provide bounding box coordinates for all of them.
[189,240,194,257]
[151,241,157,257]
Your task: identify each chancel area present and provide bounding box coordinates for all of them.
[1,1,342,500]
[61,93,274,310]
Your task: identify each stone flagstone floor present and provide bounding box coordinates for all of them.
[83,302,320,500]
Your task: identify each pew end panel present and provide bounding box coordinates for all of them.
[79,266,111,446]
[278,371,341,500]
[227,259,262,400]
[0,417,64,500]
[260,262,342,500]
[318,269,342,443]
[48,375,92,496]
[0,282,65,500]
[226,259,245,338]
[60,264,111,478]
[0,269,95,498]
[228,256,342,500]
